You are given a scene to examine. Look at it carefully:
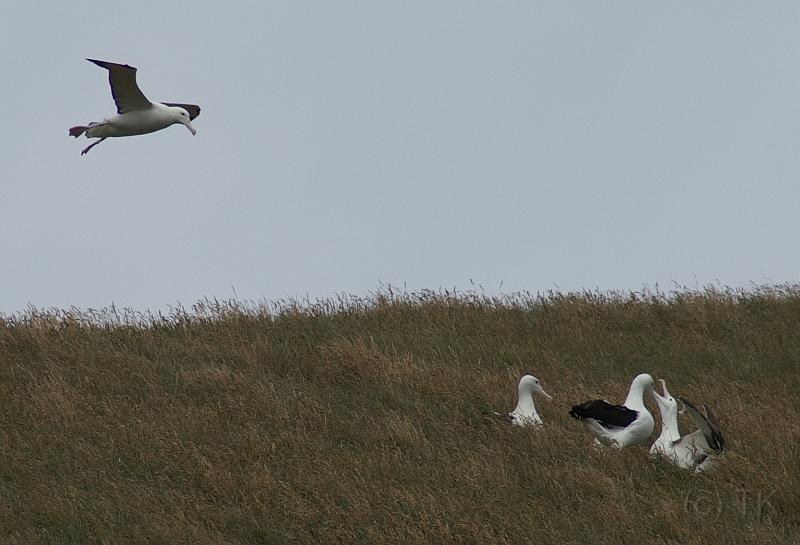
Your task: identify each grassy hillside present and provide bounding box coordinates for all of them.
[1,286,798,544]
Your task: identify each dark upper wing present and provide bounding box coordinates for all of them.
[677,397,725,452]
[569,399,638,429]
[161,103,201,121]
[86,59,152,113]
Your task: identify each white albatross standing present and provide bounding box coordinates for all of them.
[569,373,655,448]
[69,59,200,155]
[492,375,553,427]
[650,379,725,472]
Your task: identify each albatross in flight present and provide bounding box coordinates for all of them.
[569,373,655,448]
[491,374,553,427]
[69,59,200,155]
[650,379,725,472]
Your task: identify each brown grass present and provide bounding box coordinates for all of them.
[0,285,798,544]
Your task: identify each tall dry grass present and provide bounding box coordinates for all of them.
[0,285,798,544]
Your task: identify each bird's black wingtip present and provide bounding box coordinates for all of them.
[85,58,136,71]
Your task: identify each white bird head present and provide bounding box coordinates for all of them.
[518,374,552,401]
[651,378,678,420]
[623,373,654,409]
[631,373,655,392]
[171,107,197,135]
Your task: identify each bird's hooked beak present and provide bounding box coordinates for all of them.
[538,387,553,401]
[182,118,197,135]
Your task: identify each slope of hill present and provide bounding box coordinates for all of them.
[1,286,798,544]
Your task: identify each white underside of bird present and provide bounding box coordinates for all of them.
[83,103,195,138]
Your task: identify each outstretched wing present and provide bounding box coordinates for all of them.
[86,59,152,113]
[678,397,725,452]
[569,399,638,429]
[161,103,201,121]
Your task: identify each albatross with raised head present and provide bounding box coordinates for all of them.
[569,373,655,448]
[650,379,725,472]
[69,59,200,155]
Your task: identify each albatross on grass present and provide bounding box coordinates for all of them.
[69,59,200,155]
[650,379,725,472]
[492,374,553,427]
[569,373,655,448]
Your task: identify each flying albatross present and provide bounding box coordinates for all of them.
[650,379,725,472]
[69,59,200,155]
[491,374,553,427]
[569,373,655,448]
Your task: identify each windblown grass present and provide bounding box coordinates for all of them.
[1,285,798,544]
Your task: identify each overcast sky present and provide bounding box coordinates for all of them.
[1,2,799,313]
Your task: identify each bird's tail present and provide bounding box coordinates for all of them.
[69,125,89,138]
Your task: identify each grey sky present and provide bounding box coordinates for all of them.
[2,2,799,313]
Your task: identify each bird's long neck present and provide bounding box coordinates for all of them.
[659,408,681,440]
[624,383,646,410]
[514,389,538,417]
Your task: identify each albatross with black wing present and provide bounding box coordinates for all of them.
[569,373,655,448]
[69,59,201,155]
